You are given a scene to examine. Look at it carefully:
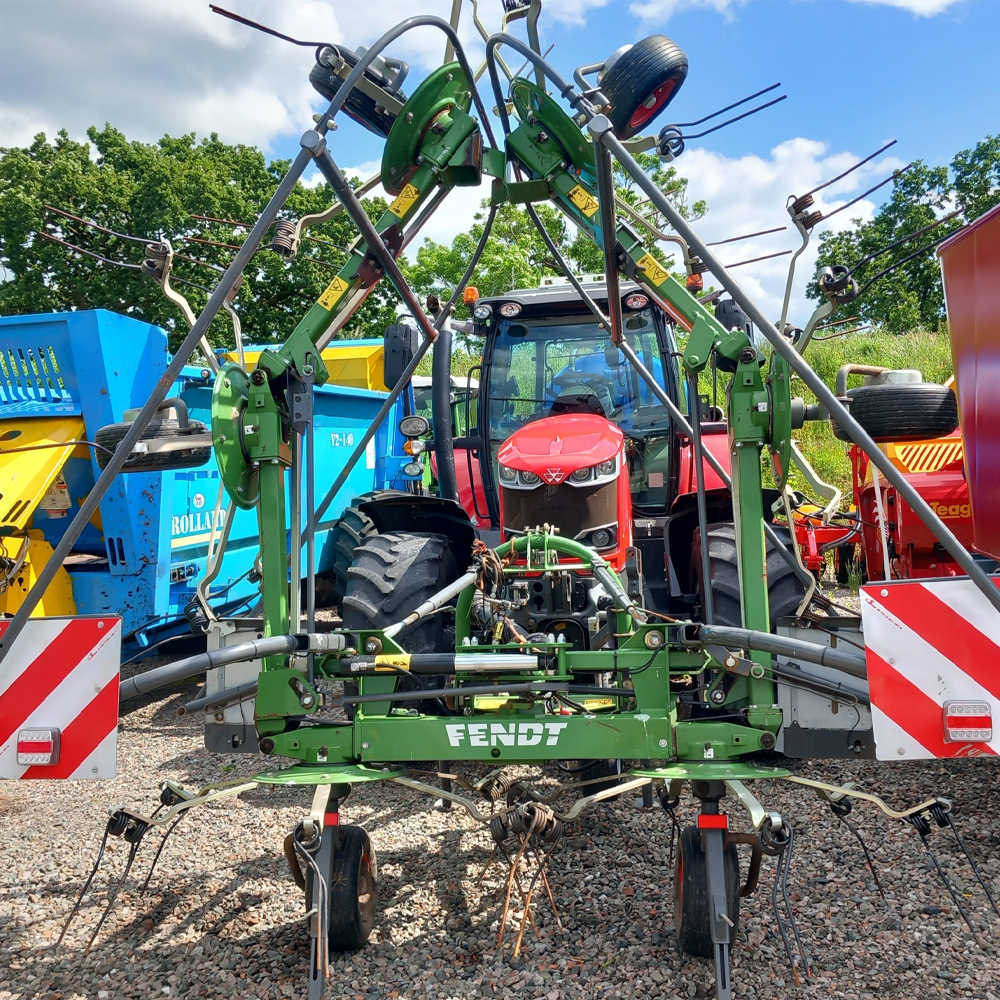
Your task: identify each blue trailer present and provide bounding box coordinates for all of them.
[0,310,418,658]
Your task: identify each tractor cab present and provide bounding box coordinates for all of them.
[457,276,708,620]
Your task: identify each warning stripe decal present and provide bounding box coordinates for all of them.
[872,584,1000,701]
[865,646,996,758]
[896,440,964,473]
[20,680,120,779]
[0,619,107,750]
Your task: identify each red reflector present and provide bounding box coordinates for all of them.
[943,700,992,743]
[324,811,340,828]
[16,728,61,766]
[697,813,728,830]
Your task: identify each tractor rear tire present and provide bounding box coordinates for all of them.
[600,35,688,139]
[341,531,457,714]
[674,826,740,958]
[831,383,958,443]
[691,522,805,629]
[305,825,378,951]
[329,496,379,610]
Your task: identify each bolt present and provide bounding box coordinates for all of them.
[220,434,227,443]
[302,365,314,376]
[326,120,337,131]
[259,737,275,754]
[658,738,668,748]
[92,767,99,774]
[897,747,906,756]
[361,741,370,750]
[300,693,315,709]
[405,111,414,122]
[364,637,382,654]
[98,621,105,629]
[739,347,757,364]
[710,688,726,704]
[491,747,501,758]
[881,589,889,597]
[215,712,224,722]
[445,72,453,81]
[760,732,776,750]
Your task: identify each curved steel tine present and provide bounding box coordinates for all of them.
[139,814,186,896]
[54,815,122,949]
[941,811,1000,920]
[84,821,148,954]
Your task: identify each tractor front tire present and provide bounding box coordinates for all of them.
[831,383,958,443]
[341,531,457,713]
[691,522,805,629]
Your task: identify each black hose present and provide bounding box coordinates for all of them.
[432,317,459,502]
[118,634,303,701]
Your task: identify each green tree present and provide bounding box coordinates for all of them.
[810,135,1000,333]
[0,126,400,349]
[405,152,706,337]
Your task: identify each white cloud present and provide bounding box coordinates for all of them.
[0,0,488,153]
[670,137,907,325]
[629,0,965,21]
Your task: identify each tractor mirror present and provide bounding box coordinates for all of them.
[383,322,419,389]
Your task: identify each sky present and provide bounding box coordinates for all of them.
[1,0,997,325]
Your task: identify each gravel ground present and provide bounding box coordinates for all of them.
[3,595,1000,1000]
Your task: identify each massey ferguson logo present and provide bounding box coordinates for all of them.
[543,468,565,484]
[445,721,568,747]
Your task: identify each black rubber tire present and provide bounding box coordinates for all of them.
[305,825,378,951]
[341,531,457,713]
[569,758,624,796]
[329,498,379,609]
[94,418,211,472]
[674,826,740,958]
[309,54,402,137]
[831,383,958,443]
[691,522,805,629]
[600,35,688,140]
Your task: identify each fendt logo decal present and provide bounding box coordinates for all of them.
[543,468,565,484]
[445,722,568,747]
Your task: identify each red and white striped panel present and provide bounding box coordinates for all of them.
[0,617,120,779]
[861,579,1000,760]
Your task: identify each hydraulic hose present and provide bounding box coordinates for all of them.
[119,635,303,701]
[690,623,867,677]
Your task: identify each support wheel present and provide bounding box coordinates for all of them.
[600,35,688,139]
[306,825,378,951]
[674,826,740,958]
[830,383,958,443]
[566,758,624,796]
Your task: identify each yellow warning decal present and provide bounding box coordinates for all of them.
[568,184,599,217]
[388,182,420,218]
[636,252,670,286]
[318,276,350,310]
[374,653,412,671]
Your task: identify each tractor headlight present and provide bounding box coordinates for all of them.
[520,469,540,486]
[473,303,493,321]
[566,457,618,487]
[591,528,613,548]
[499,464,517,483]
[498,302,522,319]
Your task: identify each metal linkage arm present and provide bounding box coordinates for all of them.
[596,129,1000,617]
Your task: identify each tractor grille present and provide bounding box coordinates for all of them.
[502,480,617,540]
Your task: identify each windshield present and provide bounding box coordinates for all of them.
[486,309,677,511]
[486,310,672,448]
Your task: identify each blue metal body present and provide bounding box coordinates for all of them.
[0,310,416,656]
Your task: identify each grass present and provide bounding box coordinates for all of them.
[781,327,954,500]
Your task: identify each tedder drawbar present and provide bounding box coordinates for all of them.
[3,4,999,998]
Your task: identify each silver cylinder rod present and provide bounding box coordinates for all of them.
[384,570,478,638]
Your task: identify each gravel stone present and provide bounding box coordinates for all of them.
[3,605,1000,999]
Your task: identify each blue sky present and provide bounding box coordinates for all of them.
[2,0,996,322]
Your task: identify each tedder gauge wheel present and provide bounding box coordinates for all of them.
[309,50,404,138]
[600,35,688,140]
[564,757,624,797]
[691,523,805,630]
[674,826,740,958]
[95,417,212,473]
[305,825,378,951]
[830,383,959,443]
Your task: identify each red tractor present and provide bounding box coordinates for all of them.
[343,276,805,648]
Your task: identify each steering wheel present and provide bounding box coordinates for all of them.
[551,370,614,390]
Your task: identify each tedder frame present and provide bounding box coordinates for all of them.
[4,7,998,1000]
